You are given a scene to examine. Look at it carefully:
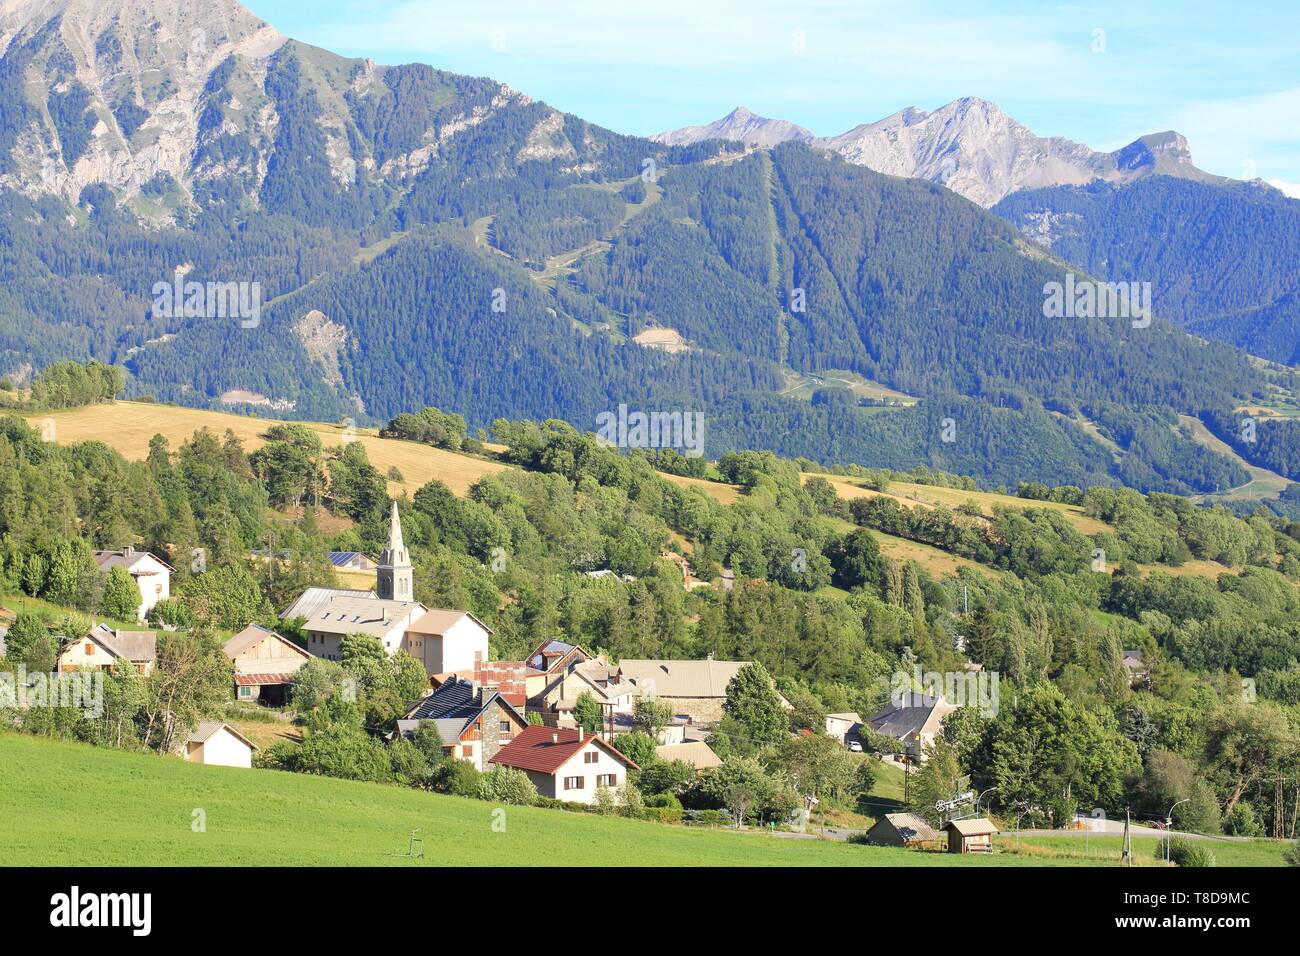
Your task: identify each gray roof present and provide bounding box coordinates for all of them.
[946,817,999,837]
[186,721,257,750]
[302,595,425,638]
[867,694,949,740]
[398,677,525,744]
[280,587,375,622]
[87,624,156,663]
[615,659,754,699]
[871,813,941,843]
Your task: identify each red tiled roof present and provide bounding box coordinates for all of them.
[489,725,639,775]
[233,673,298,686]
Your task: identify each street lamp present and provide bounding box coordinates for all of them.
[1165,799,1190,862]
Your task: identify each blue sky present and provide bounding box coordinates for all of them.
[246,0,1300,188]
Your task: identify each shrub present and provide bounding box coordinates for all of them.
[645,792,683,811]
[1162,837,1216,867]
[695,809,723,827]
[641,807,684,825]
[430,758,482,797]
[477,765,538,805]
[1221,802,1264,837]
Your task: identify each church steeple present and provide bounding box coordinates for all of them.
[377,501,413,601]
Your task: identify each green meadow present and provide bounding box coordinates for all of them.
[0,734,1106,867]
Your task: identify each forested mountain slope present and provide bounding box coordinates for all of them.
[0,0,1295,498]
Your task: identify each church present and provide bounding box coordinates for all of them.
[285,503,491,678]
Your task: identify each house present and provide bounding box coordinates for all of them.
[610,711,688,744]
[865,813,942,848]
[945,817,998,853]
[431,659,537,708]
[1122,650,1148,685]
[654,740,722,773]
[292,504,488,678]
[403,609,492,679]
[825,712,862,743]
[522,639,595,713]
[533,658,638,730]
[614,658,791,725]
[489,725,638,804]
[329,551,377,571]
[301,594,427,662]
[396,676,528,770]
[279,586,375,622]
[523,639,592,703]
[223,624,312,705]
[93,547,172,621]
[57,624,156,674]
[866,693,957,760]
[183,722,257,769]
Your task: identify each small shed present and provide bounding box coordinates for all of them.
[945,817,998,853]
[865,812,941,847]
[184,722,257,769]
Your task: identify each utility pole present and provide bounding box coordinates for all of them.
[1121,810,1132,867]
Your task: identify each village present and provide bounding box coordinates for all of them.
[19,503,1012,856]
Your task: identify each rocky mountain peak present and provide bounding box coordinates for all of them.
[656,98,1215,206]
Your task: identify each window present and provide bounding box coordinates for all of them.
[563,776,585,791]
[596,774,617,788]
[461,744,474,758]
[500,721,511,734]
[85,643,94,655]
[584,751,599,764]
[238,686,253,700]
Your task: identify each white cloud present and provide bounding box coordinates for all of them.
[1268,179,1300,199]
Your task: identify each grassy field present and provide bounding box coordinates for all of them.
[0,733,1112,867]
[998,834,1290,867]
[1179,414,1289,502]
[25,402,508,498]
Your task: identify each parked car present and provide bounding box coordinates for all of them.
[847,740,863,753]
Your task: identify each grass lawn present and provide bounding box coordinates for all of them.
[1,733,1099,867]
[1000,834,1289,868]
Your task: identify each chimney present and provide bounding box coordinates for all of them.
[124,545,133,557]
[578,727,584,742]
[551,733,559,744]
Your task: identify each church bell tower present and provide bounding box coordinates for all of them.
[377,501,413,601]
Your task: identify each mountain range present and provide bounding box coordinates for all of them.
[2,0,1299,503]
[653,100,1227,207]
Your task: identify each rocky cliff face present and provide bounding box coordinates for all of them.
[0,0,560,218]
[656,97,1223,206]
[0,0,285,203]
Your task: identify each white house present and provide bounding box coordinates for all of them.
[825,712,862,742]
[489,725,638,804]
[58,624,156,675]
[183,722,257,769]
[93,547,172,621]
[403,609,491,678]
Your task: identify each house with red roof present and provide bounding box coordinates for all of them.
[489,725,638,804]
